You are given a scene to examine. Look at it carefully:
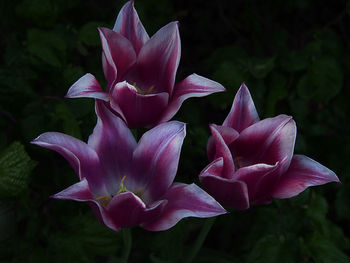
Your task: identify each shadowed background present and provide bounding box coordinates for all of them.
[0,0,349,262]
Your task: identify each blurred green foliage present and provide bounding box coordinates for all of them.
[0,0,349,262]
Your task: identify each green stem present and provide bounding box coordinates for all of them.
[185,217,216,263]
[121,228,132,263]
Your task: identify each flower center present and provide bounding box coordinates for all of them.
[132,82,155,95]
[233,156,243,170]
[95,176,144,208]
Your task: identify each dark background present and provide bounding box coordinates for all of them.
[0,0,349,262]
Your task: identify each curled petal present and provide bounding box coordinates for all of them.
[110,81,169,128]
[132,121,186,202]
[234,161,284,204]
[65,73,109,101]
[128,21,180,94]
[209,124,238,179]
[113,0,149,54]
[158,74,226,124]
[223,83,259,132]
[52,178,92,201]
[88,200,121,232]
[207,125,239,161]
[106,192,166,228]
[272,154,340,199]
[88,101,137,193]
[231,115,296,169]
[99,27,137,90]
[199,157,249,209]
[31,132,106,196]
[142,183,226,231]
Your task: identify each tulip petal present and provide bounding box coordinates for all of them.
[272,154,340,199]
[142,183,226,231]
[110,81,169,128]
[199,158,250,210]
[87,101,137,193]
[209,124,238,179]
[99,27,137,90]
[158,74,226,124]
[113,0,150,54]
[207,124,239,162]
[106,192,166,228]
[231,115,296,169]
[65,73,109,101]
[128,21,180,94]
[52,178,93,201]
[31,132,107,196]
[131,121,186,202]
[88,200,121,232]
[223,83,259,132]
[234,161,283,204]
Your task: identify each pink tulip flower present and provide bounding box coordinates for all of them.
[66,1,225,128]
[32,101,226,231]
[199,83,340,210]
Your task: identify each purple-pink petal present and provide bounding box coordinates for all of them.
[52,178,93,201]
[131,121,186,202]
[223,83,259,132]
[157,74,226,124]
[209,124,237,179]
[231,115,296,169]
[142,183,226,231]
[99,27,137,90]
[272,154,340,199]
[127,21,180,94]
[113,0,149,54]
[207,125,239,162]
[65,73,109,101]
[110,81,169,128]
[106,192,166,228]
[87,101,137,193]
[88,200,121,232]
[199,158,250,210]
[31,132,107,196]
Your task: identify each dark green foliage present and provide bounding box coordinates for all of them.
[0,0,349,262]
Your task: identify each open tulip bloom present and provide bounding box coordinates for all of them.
[66,0,225,128]
[31,101,226,231]
[199,84,340,210]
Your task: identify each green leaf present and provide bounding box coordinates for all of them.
[297,56,343,102]
[27,29,67,67]
[246,57,275,79]
[79,22,101,47]
[0,142,36,197]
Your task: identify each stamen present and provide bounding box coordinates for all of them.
[96,195,112,208]
[132,81,143,94]
[233,156,243,169]
[115,175,129,195]
[144,85,155,95]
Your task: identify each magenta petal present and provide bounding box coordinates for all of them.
[65,73,109,101]
[99,27,137,90]
[31,132,106,196]
[130,21,180,94]
[87,101,137,193]
[209,124,237,178]
[106,192,166,228]
[113,0,149,54]
[232,115,296,168]
[234,162,282,204]
[132,121,186,202]
[223,83,260,132]
[199,158,249,210]
[157,74,226,124]
[142,183,226,231]
[272,154,340,199]
[110,81,169,128]
[88,201,121,232]
[52,178,93,201]
[207,125,239,162]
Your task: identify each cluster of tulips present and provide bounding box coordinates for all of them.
[32,1,339,232]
